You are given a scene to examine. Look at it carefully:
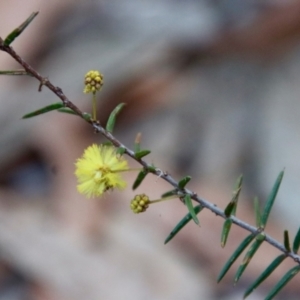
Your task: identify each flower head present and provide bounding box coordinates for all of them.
[130,194,150,213]
[75,144,128,198]
[130,194,178,214]
[83,70,104,94]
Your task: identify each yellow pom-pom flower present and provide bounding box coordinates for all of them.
[130,194,150,213]
[75,144,128,198]
[83,70,104,94]
[130,194,178,214]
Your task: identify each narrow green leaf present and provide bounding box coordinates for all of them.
[22,102,64,119]
[132,169,148,190]
[235,233,266,283]
[224,202,235,218]
[254,196,262,228]
[161,189,178,198]
[217,234,255,283]
[221,219,233,248]
[0,69,30,76]
[164,205,203,244]
[106,103,125,133]
[184,194,199,225]
[134,150,151,159]
[232,174,243,206]
[243,254,286,299]
[292,226,300,253]
[4,12,39,46]
[284,230,291,252]
[261,170,284,228]
[178,176,191,189]
[116,147,126,156]
[224,175,243,217]
[265,266,300,300]
[233,174,243,197]
[57,108,77,115]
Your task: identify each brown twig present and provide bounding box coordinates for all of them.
[0,38,299,267]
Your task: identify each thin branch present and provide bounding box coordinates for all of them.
[1,39,299,266]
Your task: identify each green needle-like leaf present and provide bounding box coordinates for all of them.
[132,169,148,190]
[224,175,243,217]
[0,69,30,76]
[4,12,39,46]
[178,176,191,189]
[217,234,255,283]
[164,205,203,244]
[106,103,125,133]
[221,219,233,248]
[243,254,286,299]
[184,194,199,225]
[283,230,291,252]
[134,150,151,159]
[22,102,64,119]
[224,202,235,218]
[222,188,239,247]
[57,108,77,115]
[292,226,300,253]
[253,196,262,228]
[265,266,300,300]
[234,174,243,190]
[161,189,178,198]
[235,233,265,283]
[261,170,284,228]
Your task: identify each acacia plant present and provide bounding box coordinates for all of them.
[1,12,300,300]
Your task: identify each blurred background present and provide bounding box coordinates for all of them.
[0,0,300,299]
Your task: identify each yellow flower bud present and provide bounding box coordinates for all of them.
[130,194,150,213]
[83,70,104,94]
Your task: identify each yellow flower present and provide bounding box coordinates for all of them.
[130,194,178,214]
[75,144,128,198]
[83,70,104,94]
[130,194,150,213]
